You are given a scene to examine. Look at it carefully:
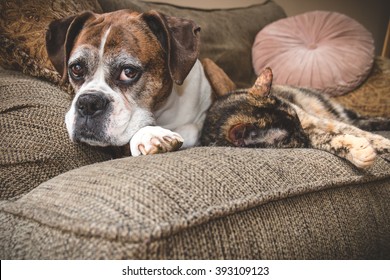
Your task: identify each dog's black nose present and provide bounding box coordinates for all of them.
[76,94,108,117]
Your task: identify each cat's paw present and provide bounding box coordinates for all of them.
[344,136,376,169]
[367,134,390,154]
[130,126,184,157]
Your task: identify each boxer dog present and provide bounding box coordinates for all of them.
[46,9,212,156]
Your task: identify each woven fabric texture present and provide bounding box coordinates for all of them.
[0,69,115,199]
[1,146,390,259]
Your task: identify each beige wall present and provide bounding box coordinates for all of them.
[144,0,267,9]
[145,0,389,55]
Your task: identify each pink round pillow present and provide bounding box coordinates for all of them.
[252,11,375,96]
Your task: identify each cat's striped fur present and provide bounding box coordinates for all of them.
[201,68,390,169]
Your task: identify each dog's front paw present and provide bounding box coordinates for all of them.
[344,136,376,169]
[130,126,184,157]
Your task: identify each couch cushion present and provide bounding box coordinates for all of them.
[252,11,375,96]
[0,0,102,87]
[1,146,389,259]
[0,69,116,200]
[98,0,286,88]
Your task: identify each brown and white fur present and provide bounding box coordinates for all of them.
[46,10,212,156]
[46,10,389,167]
[201,67,390,169]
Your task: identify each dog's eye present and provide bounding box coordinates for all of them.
[119,67,139,82]
[69,64,85,79]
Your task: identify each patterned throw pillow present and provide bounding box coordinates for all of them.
[333,57,390,118]
[0,0,102,88]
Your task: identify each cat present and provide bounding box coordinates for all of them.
[200,66,390,169]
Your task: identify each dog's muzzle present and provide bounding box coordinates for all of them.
[76,92,109,118]
[70,91,112,145]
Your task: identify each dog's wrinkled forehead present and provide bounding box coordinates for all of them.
[46,9,200,86]
[70,11,161,64]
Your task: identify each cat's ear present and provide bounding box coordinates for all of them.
[248,67,273,98]
[228,123,256,146]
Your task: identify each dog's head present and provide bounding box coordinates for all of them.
[46,10,200,146]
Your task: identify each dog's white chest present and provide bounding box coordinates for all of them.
[155,60,212,133]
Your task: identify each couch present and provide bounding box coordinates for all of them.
[1,0,390,259]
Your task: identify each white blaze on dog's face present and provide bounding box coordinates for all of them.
[46,10,200,147]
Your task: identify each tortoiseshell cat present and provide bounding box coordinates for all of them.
[201,67,390,169]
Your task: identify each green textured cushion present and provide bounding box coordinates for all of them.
[98,0,287,88]
[1,146,389,259]
[0,69,115,199]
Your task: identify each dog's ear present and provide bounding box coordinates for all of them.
[46,12,95,83]
[201,58,236,100]
[142,10,201,85]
